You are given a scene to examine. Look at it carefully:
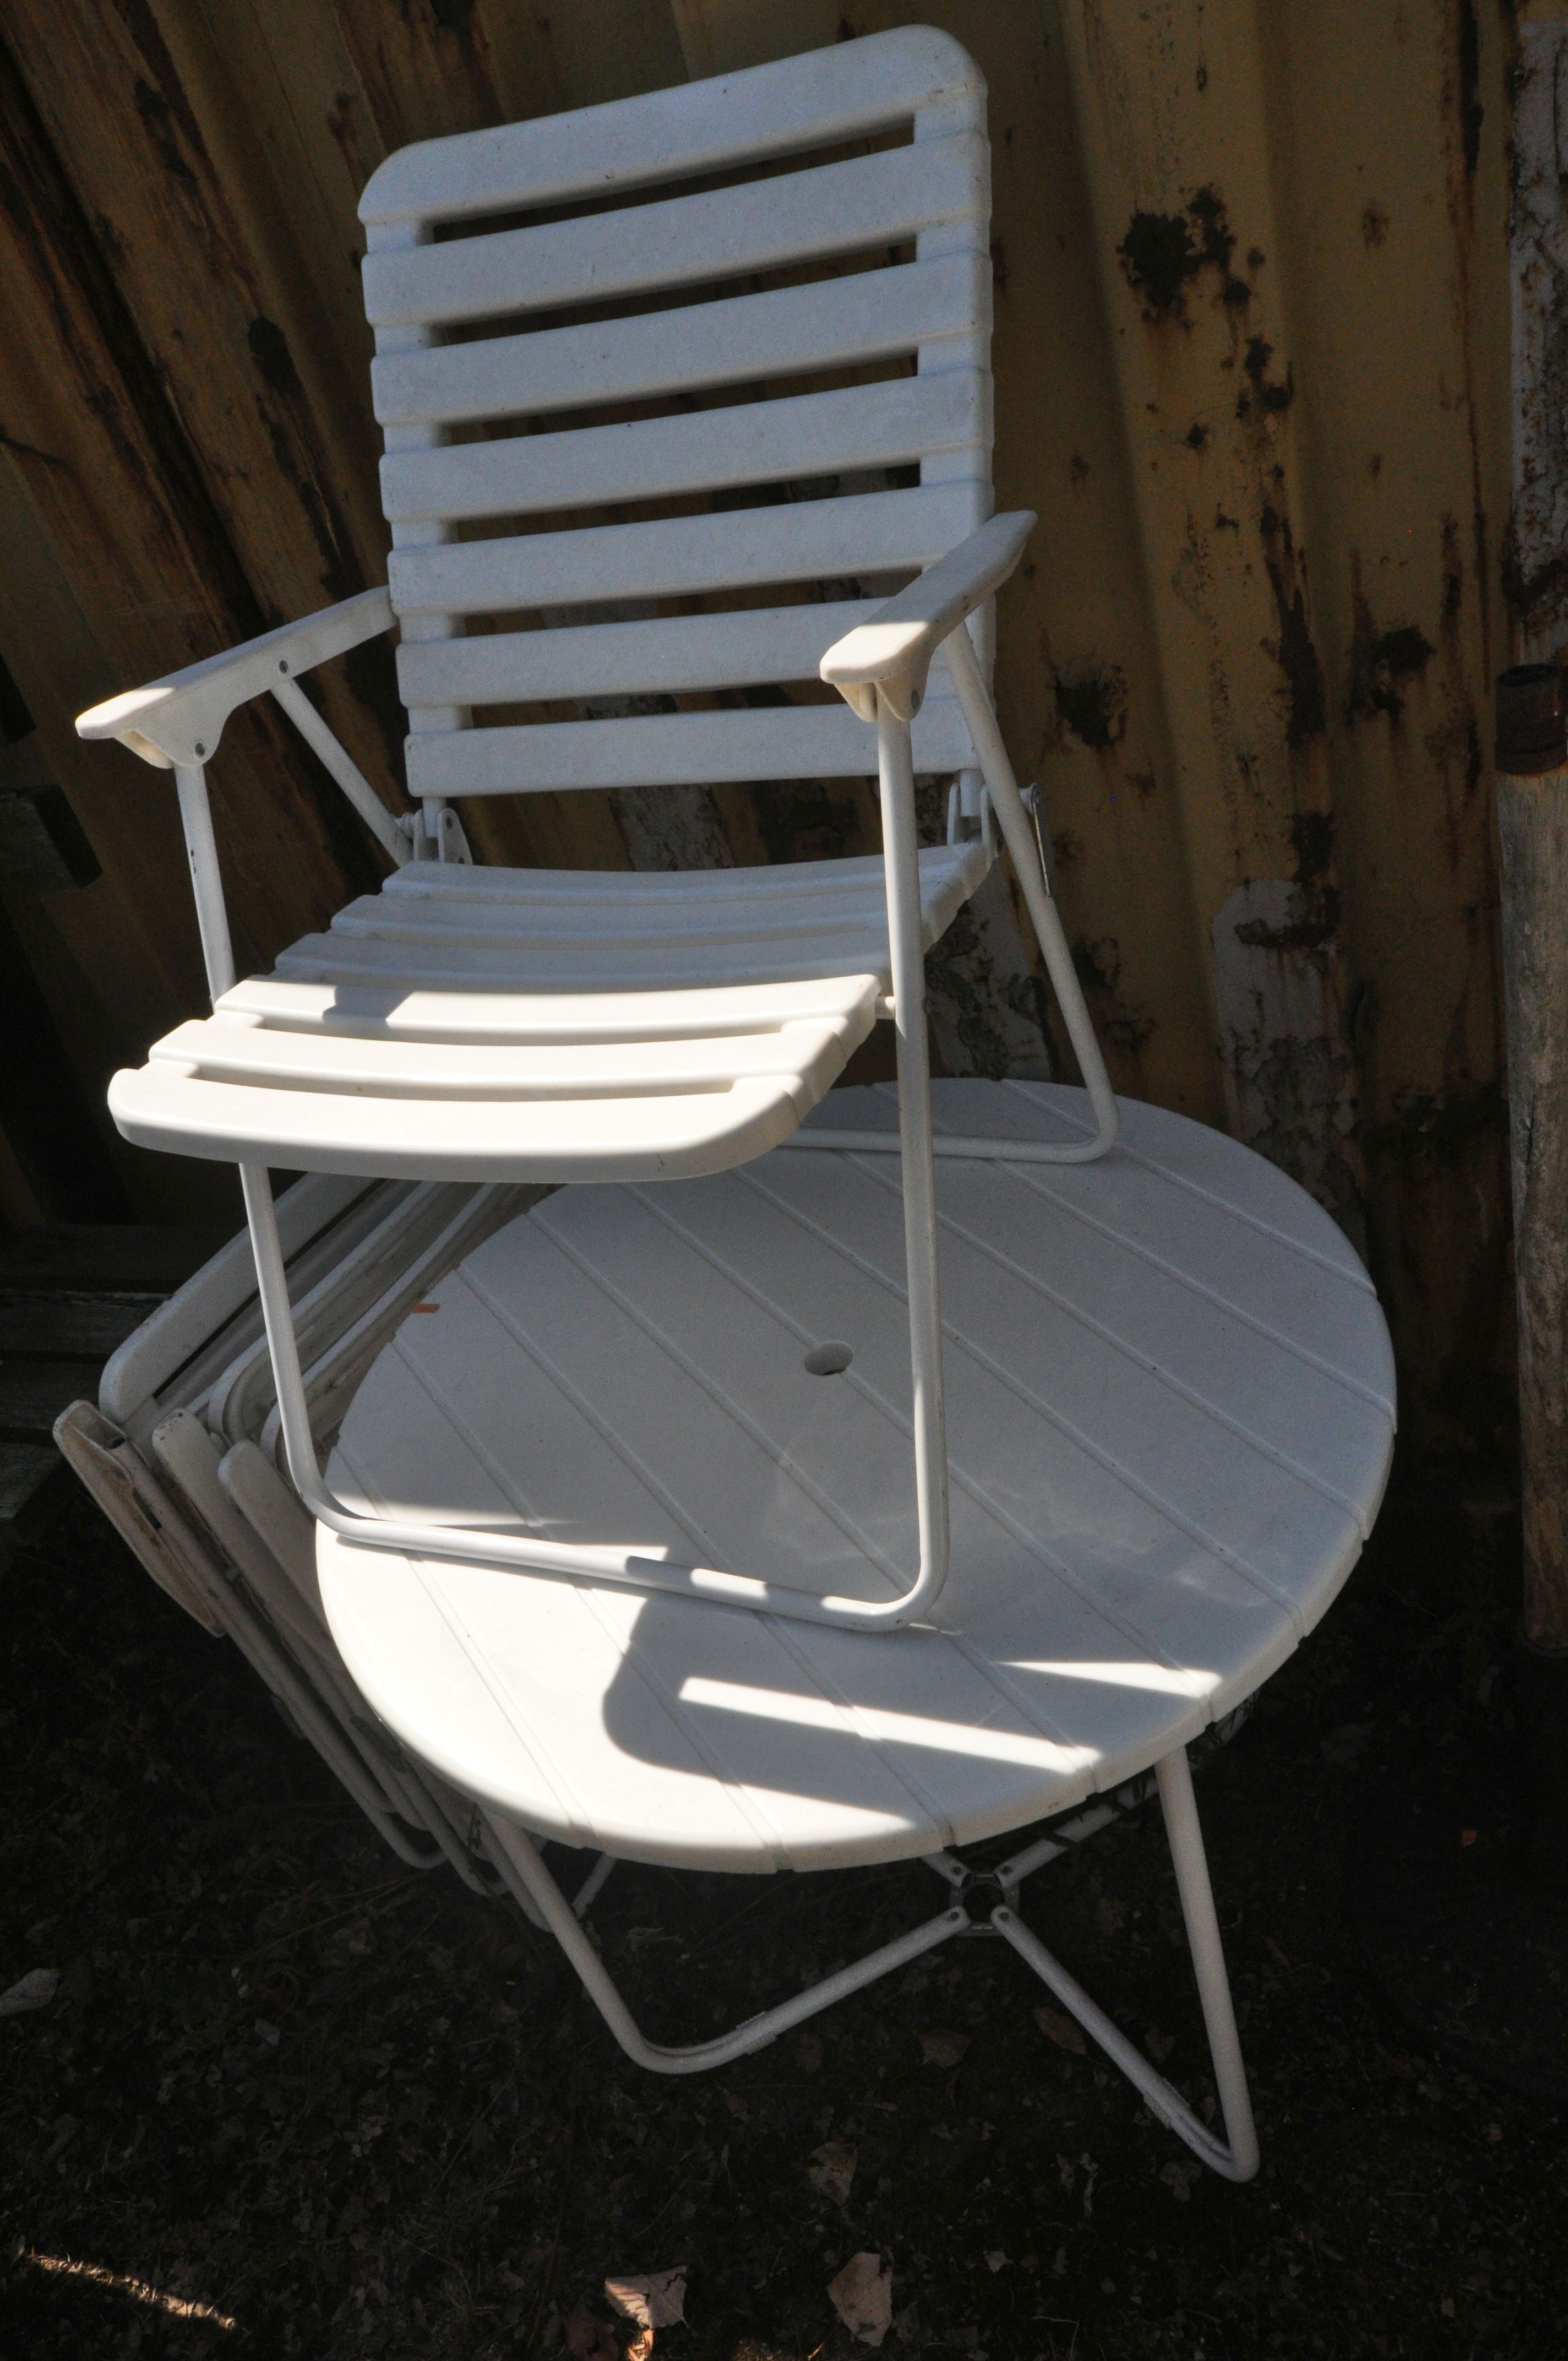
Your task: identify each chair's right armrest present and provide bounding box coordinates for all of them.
[819,511,1035,722]
[76,587,394,771]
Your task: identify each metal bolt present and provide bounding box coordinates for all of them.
[279,659,289,673]
[193,742,205,757]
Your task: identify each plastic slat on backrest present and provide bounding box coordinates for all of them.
[388,486,975,621]
[358,30,986,226]
[379,369,987,527]
[362,133,987,332]
[356,26,992,796]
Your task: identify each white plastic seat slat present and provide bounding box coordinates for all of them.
[381,371,986,528]
[272,936,886,993]
[357,26,983,229]
[285,850,982,992]
[149,1015,863,1100]
[372,254,986,429]
[389,485,977,619]
[363,135,986,331]
[216,974,883,1046]
[377,846,978,910]
[111,852,977,1181]
[333,896,895,950]
[108,1068,811,1184]
[404,699,972,798]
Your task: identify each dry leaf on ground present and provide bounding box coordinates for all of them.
[808,2138,858,2205]
[605,2268,686,2330]
[0,1968,59,2019]
[918,2029,970,2068]
[1033,2003,1086,2055]
[984,2250,1008,2272]
[828,2251,894,2348]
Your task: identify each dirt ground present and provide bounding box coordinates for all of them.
[2,1467,1563,2361]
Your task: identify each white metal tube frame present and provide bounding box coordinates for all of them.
[155,546,1111,1632]
[226,678,952,1631]
[476,1742,1257,2182]
[783,616,1119,1166]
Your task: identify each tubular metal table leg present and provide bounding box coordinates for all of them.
[992,1744,1259,2182]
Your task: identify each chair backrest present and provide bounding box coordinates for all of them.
[358,28,992,815]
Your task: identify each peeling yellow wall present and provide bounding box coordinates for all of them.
[0,1,1522,1452]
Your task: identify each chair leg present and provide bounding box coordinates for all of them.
[991,1744,1259,2182]
[875,693,951,1620]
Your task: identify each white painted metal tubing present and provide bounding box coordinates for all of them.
[995,1800,1120,1889]
[224,696,954,1636]
[780,618,1117,1165]
[272,678,409,864]
[990,1744,1258,2183]
[874,689,951,1628]
[943,622,1117,1156]
[991,1906,1251,2179]
[571,1851,617,1919]
[483,1813,967,2074]
[238,1157,956,1631]
[1155,1743,1259,2179]
[174,766,235,1002]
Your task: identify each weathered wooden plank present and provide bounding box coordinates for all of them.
[0,1439,67,1550]
[0,1298,154,1358]
[0,1225,228,1295]
[1496,673,1568,1648]
[0,23,380,977]
[0,1356,104,1442]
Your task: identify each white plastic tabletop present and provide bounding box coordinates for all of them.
[318,1082,1395,1874]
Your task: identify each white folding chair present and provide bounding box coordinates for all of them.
[76,29,1395,2180]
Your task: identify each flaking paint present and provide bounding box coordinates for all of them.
[0,0,1527,1452]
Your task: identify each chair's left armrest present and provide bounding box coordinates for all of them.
[75,587,394,771]
[819,511,1036,721]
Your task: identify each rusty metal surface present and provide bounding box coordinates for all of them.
[0,0,1527,1451]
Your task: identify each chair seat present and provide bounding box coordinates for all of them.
[108,845,988,1184]
[315,1080,1397,1874]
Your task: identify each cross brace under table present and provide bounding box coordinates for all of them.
[477,1741,1259,2184]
